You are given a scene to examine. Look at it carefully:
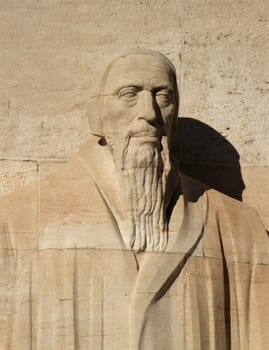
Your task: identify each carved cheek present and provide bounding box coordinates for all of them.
[112,107,138,129]
[103,96,151,131]
[103,99,122,120]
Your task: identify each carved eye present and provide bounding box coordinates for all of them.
[118,87,138,99]
[155,90,172,107]
[122,91,137,98]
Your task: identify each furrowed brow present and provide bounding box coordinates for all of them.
[151,83,174,92]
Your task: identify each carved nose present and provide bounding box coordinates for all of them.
[139,90,159,125]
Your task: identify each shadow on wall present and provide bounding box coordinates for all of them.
[177,117,245,202]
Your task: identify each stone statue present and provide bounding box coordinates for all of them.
[0,49,268,349]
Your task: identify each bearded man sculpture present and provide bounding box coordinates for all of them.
[0,49,268,349]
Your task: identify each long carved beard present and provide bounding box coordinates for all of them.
[118,136,171,252]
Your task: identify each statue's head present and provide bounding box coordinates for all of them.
[88,49,179,155]
[87,49,180,252]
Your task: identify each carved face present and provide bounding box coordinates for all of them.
[101,54,177,149]
[98,54,177,251]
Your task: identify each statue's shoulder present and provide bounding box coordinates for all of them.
[38,146,123,250]
[207,188,263,224]
[179,171,264,224]
[206,188,268,264]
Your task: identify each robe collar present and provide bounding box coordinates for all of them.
[77,136,208,347]
[77,135,208,254]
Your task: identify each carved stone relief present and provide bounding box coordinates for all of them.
[0,49,268,349]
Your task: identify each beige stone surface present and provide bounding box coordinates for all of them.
[179,163,269,230]
[0,161,38,249]
[1,0,267,163]
[0,1,268,349]
[0,250,34,349]
[0,184,38,250]
[0,0,180,159]
[180,0,269,165]
[0,160,37,196]
[0,49,268,349]
[0,0,268,225]
[0,3,267,194]
[242,166,269,229]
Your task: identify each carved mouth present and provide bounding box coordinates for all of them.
[131,130,160,138]
[126,122,162,142]
[131,133,160,144]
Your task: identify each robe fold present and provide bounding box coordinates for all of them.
[0,137,268,349]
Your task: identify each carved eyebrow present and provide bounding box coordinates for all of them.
[113,85,142,95]
[152,84,174,92]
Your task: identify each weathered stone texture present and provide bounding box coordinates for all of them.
[0,0,180,158]
[0,7,268,346]
[242,166,269,229]
[180,0,269,165]
[0,160,37,196]
[0,2,268,220]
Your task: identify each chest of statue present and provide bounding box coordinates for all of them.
[22,248,227,349]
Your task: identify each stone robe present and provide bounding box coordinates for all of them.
[0,136,268,349]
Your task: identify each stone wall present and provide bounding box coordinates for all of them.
[0,0,268,229]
